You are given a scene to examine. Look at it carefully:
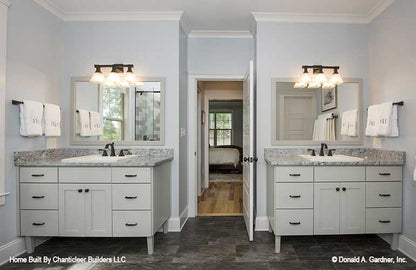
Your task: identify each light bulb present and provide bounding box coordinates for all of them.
[300,68,312,83]
[90,66,105,84]
[125,66,136,83]
[314,72,327,84]
[322,80,335,89]
[308,81,321,88]
[294,82,307,88]
[330,71,343,85]
[119,80,130,88]
[104,79,115,87]
[108,71,121,83]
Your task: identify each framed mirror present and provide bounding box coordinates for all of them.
[271,78,363,145]
[70,77,165,145]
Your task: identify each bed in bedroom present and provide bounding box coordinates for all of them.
[209,145,243,174]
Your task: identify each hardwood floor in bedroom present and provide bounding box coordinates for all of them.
[198,182,243,216]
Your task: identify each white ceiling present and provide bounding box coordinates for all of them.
[34,0,395,36]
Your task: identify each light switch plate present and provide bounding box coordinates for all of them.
[373,137,382,148]
[46,137,57,149]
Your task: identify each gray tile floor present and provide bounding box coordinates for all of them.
[1,217,415,270]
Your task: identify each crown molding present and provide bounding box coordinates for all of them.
[252,0,396,24]
[367,0,395,22]
[188,30,253,39]
[34,0,183,21]
[0,0,11,7]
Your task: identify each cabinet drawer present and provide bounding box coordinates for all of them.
[112,168,151,183]
[20,184,58,210]
[366,182,402,208]
[366,208,402,233]
[112,211,152,237]
[20,167,58,183]
[275,183,313,209]
[112,184,151,210]
[20,210,58,236]
[275,166,313,182]
[315,166,365,182]
[275,210,313,235]
[366,167,402,182]
[59,168,111,183]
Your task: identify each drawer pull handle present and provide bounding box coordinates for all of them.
[289,174,301,177]
[32,195,45,199]
[289,195,301,198]
[289,222,301,225]
[125,174,138,178]
[125,223,138,227]
[379,220,391,224]
[31,174,45,177]
[379,194,391,197]
[32,222,45,226]
[379,173,391,176]
[125,196,138,199]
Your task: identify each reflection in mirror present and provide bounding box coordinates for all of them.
[71,77,165,145]
[271,79,362,145]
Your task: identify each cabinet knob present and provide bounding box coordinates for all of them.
[85,189,90,193]
[336,188,340,192]
[342,187,346,191]
[78,189,83,193]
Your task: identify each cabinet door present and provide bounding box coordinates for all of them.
[85,184,112,236]
[314,183,340,235]
[59,184,85,236]
[340,182,365,234]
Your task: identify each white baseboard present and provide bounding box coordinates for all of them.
[255,216,269,231]
[0,238,26,266]
[377,234,416,262]
[0,237,50,266]
[168,217,181,232]
[179,206,189,230]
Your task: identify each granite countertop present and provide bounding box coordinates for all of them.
[264,148,406,166]
[14,148,174,167]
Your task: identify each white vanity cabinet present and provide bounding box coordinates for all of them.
[18,162,171,255]
[267,165,403,253]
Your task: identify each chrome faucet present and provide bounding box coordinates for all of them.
[319,143,328,156]
[105,142,116,157]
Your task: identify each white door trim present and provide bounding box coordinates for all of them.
[187,74,244,217]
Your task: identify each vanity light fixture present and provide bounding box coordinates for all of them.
[294,65,343,89]
[90,64,141,88]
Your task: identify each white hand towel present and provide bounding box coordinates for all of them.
[341,111,349,136]
[78,109,92,137]
[377,102,394,136]
[347,109,358,137]
[366,105,379,137]
[44,104,61,137]
[90,111,103,136]
[388,105,399,137]
[19,100,43,137]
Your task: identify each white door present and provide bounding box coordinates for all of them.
[85,184,112,236]
[340,182,365,234]
[314,183,340,235]
[281,96,315,140]
[243,61,255,241]
[59,184,85,236]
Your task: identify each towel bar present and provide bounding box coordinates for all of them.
[367,101,404,110]
[0,192,10,198]
[12,100,61,110]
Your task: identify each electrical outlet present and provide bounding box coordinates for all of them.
[373,137,382,149]
[46,137,57,149]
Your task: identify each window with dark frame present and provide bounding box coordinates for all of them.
[209,112,232,146]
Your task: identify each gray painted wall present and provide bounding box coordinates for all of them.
[61,20,181,219]
[179,25,188,215]
[256,22,370,219]
[188,38,254,75]
[369,0,416,241]
[0,0,63,246]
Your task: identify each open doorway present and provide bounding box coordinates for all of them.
[196,81,243,216]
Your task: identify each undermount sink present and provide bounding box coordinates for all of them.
[61,155,138,164]
[299,154,365,163]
